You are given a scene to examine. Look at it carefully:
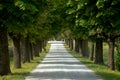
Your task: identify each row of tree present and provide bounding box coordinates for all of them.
[63,0,120,71]
[0,0,66,75]
[1,0,120,76]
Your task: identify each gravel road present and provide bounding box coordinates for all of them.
[25,41,103,80]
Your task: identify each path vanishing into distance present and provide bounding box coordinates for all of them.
[25,41,103,80]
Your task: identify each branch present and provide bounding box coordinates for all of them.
[102,32,109,39]
[113,33,120,39]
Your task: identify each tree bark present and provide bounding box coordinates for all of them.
[75,39,79,53]
[25,36,30,62]
[20,37,26,63]
[68,39,71,48]
[70,39,73,50]
[12,35,21,68]
[39,40,42,53]
[81,40,89,57]
[78,39,82,54]
[94,38,104,64]
[89,42,94,61]
[43,40,46,52]
[33,41,40,57]
[0,28,11,75]
[29,43,33,60]
[73,39,75,51]
[65,39,69,46]
[108,39,115,70]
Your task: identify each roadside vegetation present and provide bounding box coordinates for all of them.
[0,44,50,80]
[65,43,120,80]
[0,0,120,79]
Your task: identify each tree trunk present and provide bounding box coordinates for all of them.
[0,28,11,75]
[115,38,120,71]
[70,39,73,50]
[20,37,26,63]
[73,39,75,51]
[108,39,115,70]
[65,39,69,45]
[89,42,94,61]
[33,42,40,57]
[81,40,89,57]
[43,40,46,52]
[29,43,33,60]
[42,40,44,51]
[12,35,21,68]
[68,39,70,48]
[94,38,104,64]
[39,40,42,53]
[75,39,79,53]
[78,39,82,54]
[25,36,30,62]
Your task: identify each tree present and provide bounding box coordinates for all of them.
[0,27,11,75]
[65,0,104,63]
[89,42,95,61]
[0,0,14,75]
[96,0,120,70]
[115,38,120,71]
[7,0,39,68]
[0,0,45,71]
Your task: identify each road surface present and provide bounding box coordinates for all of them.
[25,41,103,80]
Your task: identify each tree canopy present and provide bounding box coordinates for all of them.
[0,0,120,76]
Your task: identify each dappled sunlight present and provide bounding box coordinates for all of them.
[26,41,103,80]
[48,41,64,44]
[32,69,92,73]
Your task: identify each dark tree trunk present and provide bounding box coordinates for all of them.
[75,39,79,53]
[39,40,42,53]
[42,40,44,51]
[20,37,26,63]
[25,36,30,62]
[108,39,115,70]
[33,41,40,57]
[42,40,46,52]
[89,42,94,61]
[68,39,70,48]
[12,35,21,68]
[65,39,69,45]
[94,38,104,64]
[78,39,82,54]
[29,43,33,60]
[0,28,11,75]
[81,40,89,57]
[70,39,73,50]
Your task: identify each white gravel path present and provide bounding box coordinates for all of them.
[25,41,103,80]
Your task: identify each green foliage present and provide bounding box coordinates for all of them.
[65,0,93,39]
[115,38,120,71]
[15,1,26,10]
[65,0,120,40]
[65,44,120,80]
[116,51,120,71]
[0,4,3,10]
[96,0,120,34]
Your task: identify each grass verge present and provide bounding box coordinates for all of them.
[64,44,120,80]
[0,44,50,80]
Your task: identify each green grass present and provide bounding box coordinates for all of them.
[65,44,120,80]
[0,44,50,80]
